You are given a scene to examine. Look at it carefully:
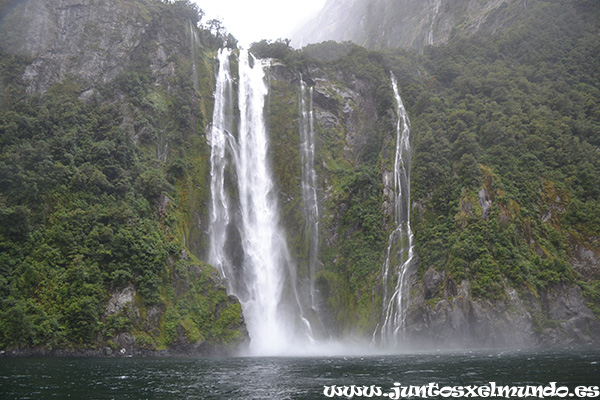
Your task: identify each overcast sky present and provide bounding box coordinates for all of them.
[194,0,326,47]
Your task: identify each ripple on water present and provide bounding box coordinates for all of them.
[0,348,598,399]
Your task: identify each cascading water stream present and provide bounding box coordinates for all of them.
[375,73,415,347]
[188,20,199,92]
[207,48,234,281]
[428,0,442,46]
[299,79,320,311]
[208,49,314,355]
[237,50,296,354]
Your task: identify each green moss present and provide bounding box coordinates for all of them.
[266,77,305,265]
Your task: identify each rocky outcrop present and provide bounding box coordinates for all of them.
[405,270,600,348]
[478,187,492,219]
[106,285,136,316]
[1,0,147,93]
[100,265,248,356]
[0,0,203,95]
[572,241,600,280]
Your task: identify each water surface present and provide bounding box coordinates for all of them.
[1,347,598,399]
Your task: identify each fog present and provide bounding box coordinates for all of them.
[195,0,326,46]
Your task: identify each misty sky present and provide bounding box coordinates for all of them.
[195,0,326,46]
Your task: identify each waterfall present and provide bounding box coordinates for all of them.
[189,20,199,91]
[376,73,415,347]
[207,48,234,281]
[208,49,314,355]
[299,79,320,311]
[236,50,298,354]
[428,0,442,46]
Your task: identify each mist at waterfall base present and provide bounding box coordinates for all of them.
[2,348,599,399]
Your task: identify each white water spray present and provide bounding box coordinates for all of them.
[208,50,314,355]
[237,50,296,354]
[376,73,415,347]
[207,48,234,281]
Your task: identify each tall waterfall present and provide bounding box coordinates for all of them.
[299,80,320,311]
[376,73,415,347]
[208,49,314,355]
[207,48,234,281]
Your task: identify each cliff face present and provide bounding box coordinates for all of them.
[1,0,599,352]
[264,0,600,347]
[0,0,246,355]
[0,0,210,96]
[263,40,600,346]
[2,0,146,93]
[266,51,394,336]
[292,0,530,51]
[406,272,600,348]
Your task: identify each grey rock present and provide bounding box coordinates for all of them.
[2,0,146,93]
[478,187,492,219]
[406,275,599,348]
[571,241,600,280]
[105,285,135,316]
[541,284,600,344]
[422,267,442,299]
[292,0,529,52]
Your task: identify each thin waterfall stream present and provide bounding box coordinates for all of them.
[299,79,320,313]
[208,48,233,282]
[375,73,415,347]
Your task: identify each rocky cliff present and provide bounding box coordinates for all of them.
[265,47,395,337]
[0,0,246,355]
[1,0,599,353]
[1,0,146,94]
[262,0,600,347]
[292,0,532,51]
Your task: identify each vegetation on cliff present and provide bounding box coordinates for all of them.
[0,0,244,352]
[407,0,600,310]
[257,0,600,340]
[0,0,598,350]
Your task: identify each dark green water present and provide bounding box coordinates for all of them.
[1,348,598,399]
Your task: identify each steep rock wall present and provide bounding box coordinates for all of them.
[265,53,396,337]
[259,21,600,346]
[0,0,246,354]
[292,0,531,51]
[1,0,146,93]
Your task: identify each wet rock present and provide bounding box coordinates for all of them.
[571,240,600,280]
[105,285,136,315]
[422,267,442,299]
[406,276,600,348]
[541,284,600,344]
[3,0,146,93]
[478,187,492,219]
